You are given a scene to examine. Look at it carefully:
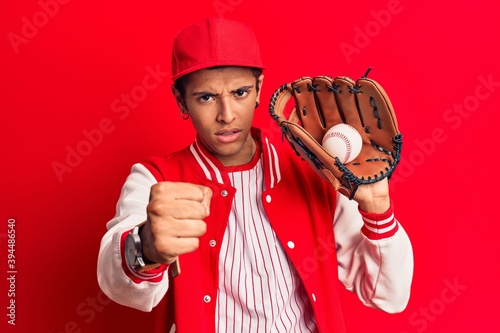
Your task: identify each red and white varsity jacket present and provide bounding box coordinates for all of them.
[97,129,413,332]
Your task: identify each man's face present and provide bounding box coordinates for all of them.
[175,67,263,166]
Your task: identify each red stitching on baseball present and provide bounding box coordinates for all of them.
[324,132,352,163]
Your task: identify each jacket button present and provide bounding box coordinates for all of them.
[287,241,295,249]
[209,240,216,247]
[265,195,272,203]
[203,295,211,303]
[221,190,228,197]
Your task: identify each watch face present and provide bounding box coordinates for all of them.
[125,233,136,267]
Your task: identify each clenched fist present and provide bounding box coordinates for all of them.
[140,181,212,266]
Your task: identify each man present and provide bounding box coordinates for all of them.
[97,17,413,332]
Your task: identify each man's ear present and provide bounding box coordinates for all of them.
[171,84,188,113]
[256,74,264,105]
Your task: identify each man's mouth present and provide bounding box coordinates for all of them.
[218,131,238,136]
[215,129,241,142]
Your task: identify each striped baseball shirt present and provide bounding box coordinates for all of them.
[217,155,317,332]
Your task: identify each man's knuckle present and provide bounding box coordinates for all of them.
[147,200,164,214]
[191,237,200,249]
[196,221,207,235]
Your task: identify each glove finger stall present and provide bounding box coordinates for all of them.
[332,77,365,134]
[291,77,325,143]
[311,76,344,131]
[355,78,399,157]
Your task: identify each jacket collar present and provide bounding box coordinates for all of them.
[188,127,282,189]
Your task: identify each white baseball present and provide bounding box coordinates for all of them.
[322,124,363,164]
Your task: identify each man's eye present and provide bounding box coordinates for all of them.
[199,95,214,102]
[235,89,249,97]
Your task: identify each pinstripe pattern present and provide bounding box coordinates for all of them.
[215,157,317,333]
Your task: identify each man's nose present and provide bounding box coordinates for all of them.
[216,97,236,123]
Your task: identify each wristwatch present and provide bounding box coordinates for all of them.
[125,225,146,271]
[124,223,167,274]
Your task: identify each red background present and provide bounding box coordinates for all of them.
[2,0,499,332]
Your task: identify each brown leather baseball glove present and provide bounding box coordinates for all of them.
[269,68,403,199]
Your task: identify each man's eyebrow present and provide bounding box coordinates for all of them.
[191,90,218,97]
[191,85,255,96]
[232,85,254,92]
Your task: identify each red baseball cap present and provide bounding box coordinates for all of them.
[171,18,265,81]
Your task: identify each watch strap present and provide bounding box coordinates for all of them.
[135,262,162,273]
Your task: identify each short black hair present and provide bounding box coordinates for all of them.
[174,66,263,100]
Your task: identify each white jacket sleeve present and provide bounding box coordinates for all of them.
[96,163,169,312]
[334,194,414,313]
